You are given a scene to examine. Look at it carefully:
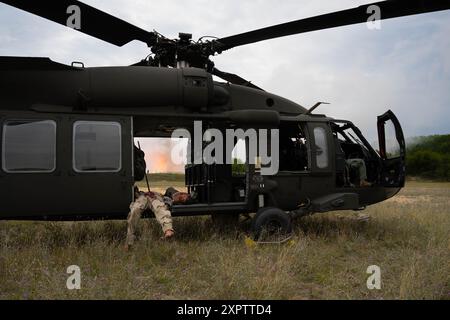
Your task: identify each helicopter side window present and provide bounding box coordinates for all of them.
[313,127,329,169]
[73,121,122,172]
[2,120,56,173]
[383,120,401,159]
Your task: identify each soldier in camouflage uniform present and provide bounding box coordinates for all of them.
[125,189,175,250]
[125,145,173,249]
[126,145,193,249]
[346,158,371,187]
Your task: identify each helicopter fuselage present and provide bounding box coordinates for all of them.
[0,57,406,220]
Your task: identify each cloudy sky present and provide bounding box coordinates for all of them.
[1,1,449,171]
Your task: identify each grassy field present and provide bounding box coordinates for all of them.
[135,173,186,191]
[0,179,449,300]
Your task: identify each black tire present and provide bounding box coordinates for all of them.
[251,207,292,240]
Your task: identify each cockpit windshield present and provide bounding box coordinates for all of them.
[331,122,376,159]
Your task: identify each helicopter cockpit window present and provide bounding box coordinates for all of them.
[2,120,56,173]
[384,120,401,159]
[335,125,370,159]
[313,127,329,169]
[73,121,122,172]
[279,123,309,171]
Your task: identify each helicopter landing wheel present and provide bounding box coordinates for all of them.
[251,207,292,241]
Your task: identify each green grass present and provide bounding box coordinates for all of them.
[0,182,449,299]
[135,173,185,189]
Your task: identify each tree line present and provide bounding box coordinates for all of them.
[406,135,450,181]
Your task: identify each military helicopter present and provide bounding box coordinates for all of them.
[1,0,449,237]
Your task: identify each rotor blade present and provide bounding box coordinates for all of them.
[0,0,157,46]
[215,0,450,51]
[212,68,263,91]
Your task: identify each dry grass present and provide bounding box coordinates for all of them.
[0,181,449,300]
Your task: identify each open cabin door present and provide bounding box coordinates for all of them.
[377,110,406,187]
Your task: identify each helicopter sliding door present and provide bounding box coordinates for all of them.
[377,110,406,187]
[0,113,134,219]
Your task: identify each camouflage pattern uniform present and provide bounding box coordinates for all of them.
[126,191,173,246]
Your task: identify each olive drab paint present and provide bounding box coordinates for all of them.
[0,61,406,220]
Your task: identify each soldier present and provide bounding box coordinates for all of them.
[125,187,193,250]
[125,188,175,250]
[346,157,371,187]
[133,145,146,182]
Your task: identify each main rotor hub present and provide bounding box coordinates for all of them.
[146,32,217,71]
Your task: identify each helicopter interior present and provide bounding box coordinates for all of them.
[141,117,394,208]
[278,123,309,172]
[157,121,311,206]
[331,122,379,188]
[138,121,312,207]
[141,118,377,208]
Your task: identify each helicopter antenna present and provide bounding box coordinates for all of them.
[305,102,330,115]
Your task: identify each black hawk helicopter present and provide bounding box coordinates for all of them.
[1,0,449,236]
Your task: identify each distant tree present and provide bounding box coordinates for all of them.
[406,135,450,181]
[407,150,441,178]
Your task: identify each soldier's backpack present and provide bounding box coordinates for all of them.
[134,145,147,181]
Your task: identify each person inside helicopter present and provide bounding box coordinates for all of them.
[279,123,308,171]
[133,144,147,182]
[332,126,373,188]
[345,153,372,187]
